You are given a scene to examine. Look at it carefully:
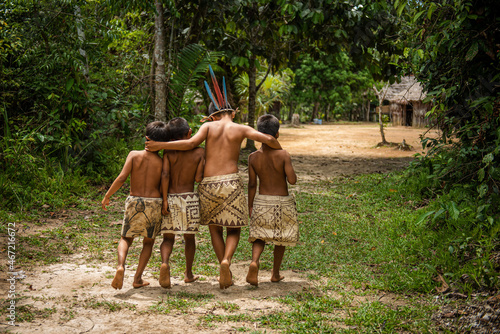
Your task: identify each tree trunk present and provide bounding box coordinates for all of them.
[153,0,167,122]
[246,55,257,151]
[74,6,89,80]
[373,84,389,144]
[272,101,281,120]
[366,99,370,121]
[288,101,294,123]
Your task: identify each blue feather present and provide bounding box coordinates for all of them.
[223,76,229,108]
[204,81,219,110]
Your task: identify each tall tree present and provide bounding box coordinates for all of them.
[153,0,167,121]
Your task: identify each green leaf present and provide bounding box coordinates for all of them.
[448,202,460,220]
[416,210,435,226]
[397,2,406,17]
[427,3,437,20]
[66,78,74,92]
[413,10,426,23]
[478,184,488,198]
[448,245,454,254]
[465,42,478,61]
[482,153,494,164]
[478,168,485,181]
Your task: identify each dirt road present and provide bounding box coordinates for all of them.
[267,122,438,181]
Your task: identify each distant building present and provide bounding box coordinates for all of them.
[381,76,432,127]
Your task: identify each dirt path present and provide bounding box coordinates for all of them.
[277,122,437,180]
[1,123,438,333]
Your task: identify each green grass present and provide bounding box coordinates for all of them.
[149,291,214,314]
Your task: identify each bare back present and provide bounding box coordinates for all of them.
[249,146,297,196]
[129,150,163,198]
[164,147,204,193]
[204,120,247,177]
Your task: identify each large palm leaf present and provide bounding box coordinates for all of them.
[167,44,221,115]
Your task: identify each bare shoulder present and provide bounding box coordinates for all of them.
[127,150,143,159]
[192,147,205,157]
[248,149,262,162]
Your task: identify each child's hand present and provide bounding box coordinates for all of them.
[145,136,161,152]
[162,200,170,215]
[102,197,110,210]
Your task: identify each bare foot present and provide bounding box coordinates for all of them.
[184,272,199,283]
[219,260,232,289]
[271,274,285,283]
[111,267,124,290]
[132,279,150,288]
[246,262,259,286]
[159,263,171,288]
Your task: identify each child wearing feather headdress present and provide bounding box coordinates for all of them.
[145,67,282,289]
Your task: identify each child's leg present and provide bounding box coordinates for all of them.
[208,225,225,263]
[159,233,175,288]
[183,234,198,283]
[112,236,133,290]
[219,227,241,289]
[133,236,155,288]
[246,239,265,286]
[271,245,286,282]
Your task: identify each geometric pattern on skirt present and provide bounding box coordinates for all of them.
[161,192,200,234]
[121,196,162,239]
[248,194,299,246]
[198,173,248,227]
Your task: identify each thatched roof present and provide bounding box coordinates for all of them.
[382,76,427,105]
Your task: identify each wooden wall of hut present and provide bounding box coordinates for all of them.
[390,104,403,126]
[390,101,432,127]
[412,101,431,127]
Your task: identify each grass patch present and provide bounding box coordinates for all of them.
[150,291,214,314]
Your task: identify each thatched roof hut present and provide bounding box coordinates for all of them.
[381,76,431,127]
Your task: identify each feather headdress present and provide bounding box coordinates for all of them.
[201,65,235,122]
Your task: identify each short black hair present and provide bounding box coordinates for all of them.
[208,102,233,117]
[167,117,190,141]
[146,121,169,142]
[257,114,279,136]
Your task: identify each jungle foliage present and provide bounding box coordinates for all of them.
[397,0,500,289]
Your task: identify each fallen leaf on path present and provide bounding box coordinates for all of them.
[434,274,450,293]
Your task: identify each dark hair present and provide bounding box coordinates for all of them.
[167,117,190,141]
[257,114,279,136]
[146,121,169,142]
[208,102,233,117]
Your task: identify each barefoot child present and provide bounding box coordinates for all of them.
[102,121,169,290]
[159,117,205,288]
[146,69,282,289]
[246,114,298,287]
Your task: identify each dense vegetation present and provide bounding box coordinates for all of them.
[1,0,499,294]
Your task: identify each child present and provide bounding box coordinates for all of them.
[146,81,281,289]
[102,121,169,290]
[159,117,205,289]
[246,114,298,286]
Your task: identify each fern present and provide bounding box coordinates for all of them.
[167,44,221,115]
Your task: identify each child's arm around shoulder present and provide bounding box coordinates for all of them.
[101,151,136,210]
[282,149,297,185]
[247,152,258,217]
[240,125,282,150]
[146,123,209,151]
[161,152,170,215]
[194,147,205,183]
